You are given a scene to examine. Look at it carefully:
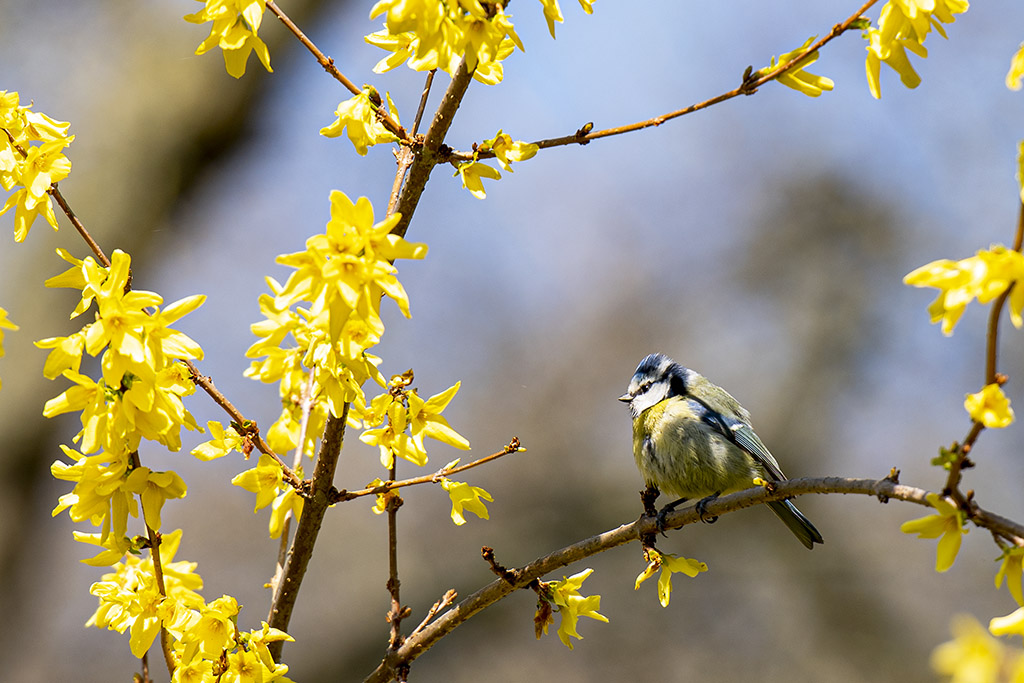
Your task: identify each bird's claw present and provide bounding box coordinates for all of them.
[695,495,719,524]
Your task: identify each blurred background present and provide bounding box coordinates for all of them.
[2,0,1024,681]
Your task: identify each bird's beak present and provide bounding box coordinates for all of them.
[617,393,632,403]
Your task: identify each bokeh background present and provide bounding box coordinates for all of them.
[2,1,1024,681]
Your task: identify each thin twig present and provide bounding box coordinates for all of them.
[331,438,523,503]
[448,0,879,163]
[183,360,304,490]
[412,70,436,137]
[49,185,110,266]
[386,459,405,652]
[265,0,406,139]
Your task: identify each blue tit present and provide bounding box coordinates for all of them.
[619,353,823,550]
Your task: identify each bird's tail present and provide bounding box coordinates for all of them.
[767,499,824,550]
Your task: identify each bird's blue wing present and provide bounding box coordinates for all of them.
[691,399,786,481]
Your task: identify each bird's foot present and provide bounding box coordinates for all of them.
[695,495,719,524]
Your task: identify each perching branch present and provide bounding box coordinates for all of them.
[364,474,1023,683]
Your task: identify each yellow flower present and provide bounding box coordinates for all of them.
[932,615,1024,681]
[319,89,399,156]
[455,160,501,199]
[540,568,609,649]
[408,382,471,453]
[901,493,968,572]
[123,466,188,532]
[634,549,708,607]
[904,246,1024,335]
[232,453,283,511]
[991,607,1024,640]
[0,138,72,241]
[769,37,835,98]
[184,0,272,78]
[863,0,968,99]
[997,547,1024,606]
[965,383,1015,428]
[1009,43,1024,91]
[268,486,303,539]
[481,130,539,172]
[0,306,16,390]
[440,478,492,525]
[191,420,244,461]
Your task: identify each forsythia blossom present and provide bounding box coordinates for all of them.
[86,530,292,678]
[997,547,1024,607]
[766,36,835,97]
[366,0,593,84]
[634,548,708,607]
[863,0,969,99]
[184,0,272,78]
[440,477,492,525]
[904,245,1024,335]
[0,306,16,390]
[536,568,609,649]
[0,90,74,241]
[360,373,471,468]
[900,493,968,572]
[320,89,400,156]
[1009,43,1024,91]
[932,615,1024,681]
[964,383,1015,429]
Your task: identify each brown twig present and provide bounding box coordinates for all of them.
[392,59,475,238]
[330,438,523,504]
[386,460,406,652]
[264,0,406,139]
[183,360,304,490]
[411,70,436,137]
[447,0,879,163]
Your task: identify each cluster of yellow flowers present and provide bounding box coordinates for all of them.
[85,530,293,681]
[864,0,969,99]
[366,0,592,85]
[34,247,292,678]
[231,190,485,528]
[0,90,74,242]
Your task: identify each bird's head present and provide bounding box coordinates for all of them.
[618,353,689,418]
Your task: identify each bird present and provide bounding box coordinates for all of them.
[619,353,823,549]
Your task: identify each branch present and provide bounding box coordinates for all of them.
[330,437,523,503]
[364,474,1024,682]
[267,404,350,658]
[183,360,304,491]
[265,0,406,139]
[391,59,475,235]
[448,0,879,163]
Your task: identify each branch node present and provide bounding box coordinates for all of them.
[481,546,520,585]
